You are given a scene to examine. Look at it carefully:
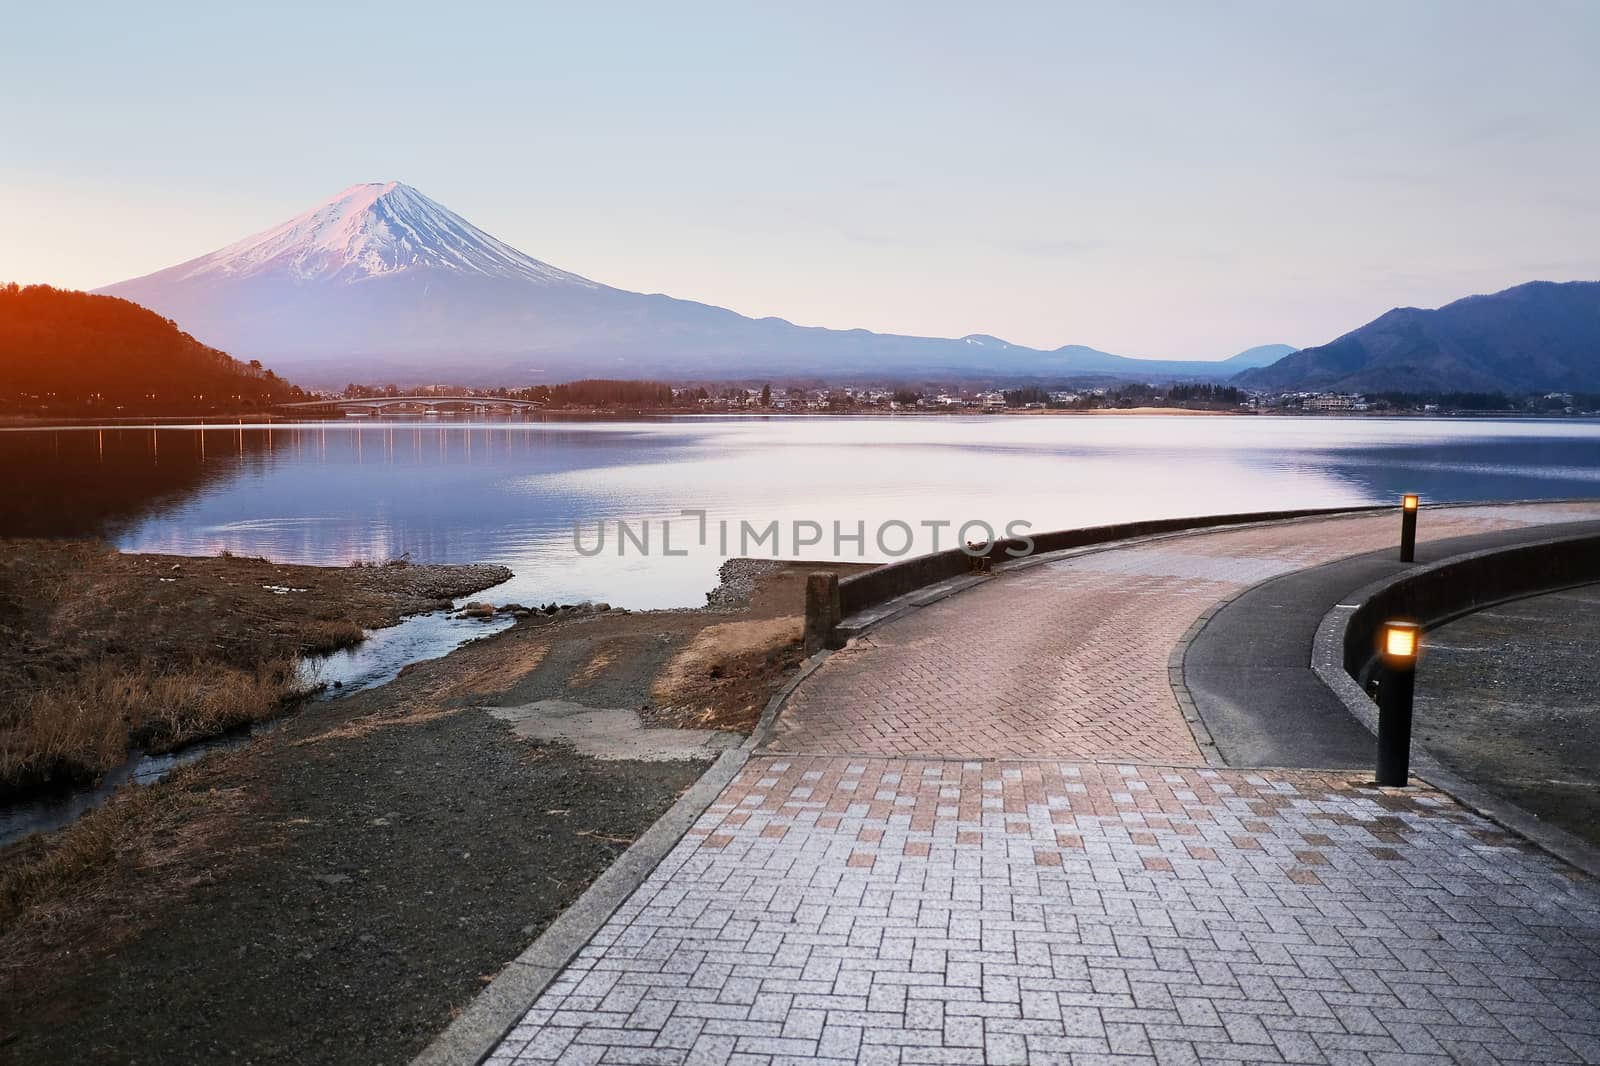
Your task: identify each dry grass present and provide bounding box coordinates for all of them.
[447,640,551,697]
[0,757,253,989]
[294,703,468,745]
[296,618,368,655]
[652,617,802,704]
[570,645,618,687]
[650,616,804,731]
[0,539,506,795]
[347,554,412,569]
[0,659,304,792]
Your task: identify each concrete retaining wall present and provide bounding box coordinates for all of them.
[835,506,1383,621]
[1343,530,1600,686]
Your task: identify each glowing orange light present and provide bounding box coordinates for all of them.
[1402,494,1419,511]
[1383,621,1420,660]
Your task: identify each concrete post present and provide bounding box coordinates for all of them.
[803,571,841,656]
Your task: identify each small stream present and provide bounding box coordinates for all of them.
[295,608,514,693]
[0,607,515,848]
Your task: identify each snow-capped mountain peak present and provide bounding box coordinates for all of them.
[168,181,597,287]
[99,181,1296,387]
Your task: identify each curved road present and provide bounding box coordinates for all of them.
[490,502,1600,1066]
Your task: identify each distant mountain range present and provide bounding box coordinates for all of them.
[99,182,1291,386]
[0,284,297,412]
[1236,281,1600,394]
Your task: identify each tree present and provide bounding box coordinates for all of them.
[760,383,772,407]
[0,285,298,414]
[1002,387,1049,407]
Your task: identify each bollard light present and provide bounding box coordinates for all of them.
[1383,620,1419,660]
[1375,620,1420,786]
[1399,494,1419,562]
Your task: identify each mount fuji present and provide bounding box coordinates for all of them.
[100,182,1289,385]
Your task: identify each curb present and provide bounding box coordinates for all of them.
[1169,499,1600,773]
[1310,552,1600,882]
[1168,597,1237,768]
[410,743,751,1066]
[747,646,833,751]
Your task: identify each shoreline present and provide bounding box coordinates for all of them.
[0,540,511,804]
[5,407,1595,428]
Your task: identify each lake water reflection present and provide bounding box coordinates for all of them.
[3,415,1599,609]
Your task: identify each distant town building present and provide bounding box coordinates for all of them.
[1303,392,1363,412]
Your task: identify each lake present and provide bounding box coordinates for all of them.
[4,414,1600,609]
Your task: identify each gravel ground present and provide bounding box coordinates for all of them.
[702,557,788,611]
[1416,582,1600,848]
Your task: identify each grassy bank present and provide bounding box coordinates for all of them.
[0,659,299,791]
[0,756,244,989]
[0,540,509,796]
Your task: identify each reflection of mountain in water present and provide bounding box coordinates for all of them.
[0,426,279,539]
[0,421,695,559]
[6,418,1600,611]
[107,421,704,567]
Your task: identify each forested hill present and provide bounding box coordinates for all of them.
[1236,281,1600,394]
[0,284,302,413]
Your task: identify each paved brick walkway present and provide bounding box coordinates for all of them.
[491,503,1600,1065]
[771,505,1600,761]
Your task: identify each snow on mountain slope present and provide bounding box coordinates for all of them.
[154,182,597,287]
[99,182,1292,385]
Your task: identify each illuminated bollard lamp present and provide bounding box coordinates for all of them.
[1375,620,1420,786]
[1399,494,1419,562]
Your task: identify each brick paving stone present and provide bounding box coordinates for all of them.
[770,505,1600,761]
[497,758,1600,1065]
[493,503,1600,1065]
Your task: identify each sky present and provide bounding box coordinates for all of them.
[4,1,1599,360]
